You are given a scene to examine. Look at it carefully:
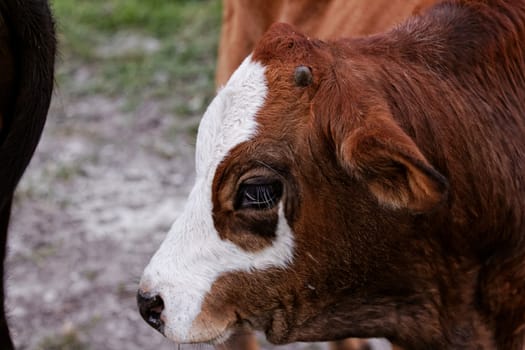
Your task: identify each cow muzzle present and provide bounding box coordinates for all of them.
[137,290,165,334]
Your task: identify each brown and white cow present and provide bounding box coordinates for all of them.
[138,0,525,349]
[0,1,56,348]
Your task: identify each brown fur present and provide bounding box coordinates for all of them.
[201,1,525,349]
[216,0,436,86]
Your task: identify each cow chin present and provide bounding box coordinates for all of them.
[164,317,234,345]
[187,313,237,345]
[264,310,296,345]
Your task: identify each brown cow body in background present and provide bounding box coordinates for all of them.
[0,1,56,348]
[216,0,436,86]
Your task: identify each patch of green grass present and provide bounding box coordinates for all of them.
[53,162,85,181]
[53,0,216,37]
[52,0,221,116]
[29,242,62,266]
[38,328,88,350]
[52,0,221,56]
[82,269,100,282]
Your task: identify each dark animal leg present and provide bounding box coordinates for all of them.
[0,196,13,350]
[0,9,14,350]
[0,1,56,348]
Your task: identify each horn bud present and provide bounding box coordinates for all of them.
[294,65,313,87]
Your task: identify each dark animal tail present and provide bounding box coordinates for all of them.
[0,1,56,348]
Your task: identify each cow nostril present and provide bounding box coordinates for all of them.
[137,290,165,334]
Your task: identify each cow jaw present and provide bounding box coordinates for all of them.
[138,56,295,343]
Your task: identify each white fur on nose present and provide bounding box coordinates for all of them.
[140,56,295,342]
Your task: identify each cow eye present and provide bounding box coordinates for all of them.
[235,179,283,210]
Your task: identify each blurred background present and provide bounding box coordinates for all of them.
[4,0,334,349]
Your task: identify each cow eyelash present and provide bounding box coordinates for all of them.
[235,180,283,210]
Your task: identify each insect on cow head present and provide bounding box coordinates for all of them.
[138,23,448,345]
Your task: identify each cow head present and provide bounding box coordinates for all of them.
[138,23,448,345]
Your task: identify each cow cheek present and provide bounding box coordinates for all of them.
[191,298,236,342]
[198,270,295,335]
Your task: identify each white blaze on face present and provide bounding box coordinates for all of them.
[139,56,295,343]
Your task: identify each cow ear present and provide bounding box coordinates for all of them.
[338,114,448,211]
